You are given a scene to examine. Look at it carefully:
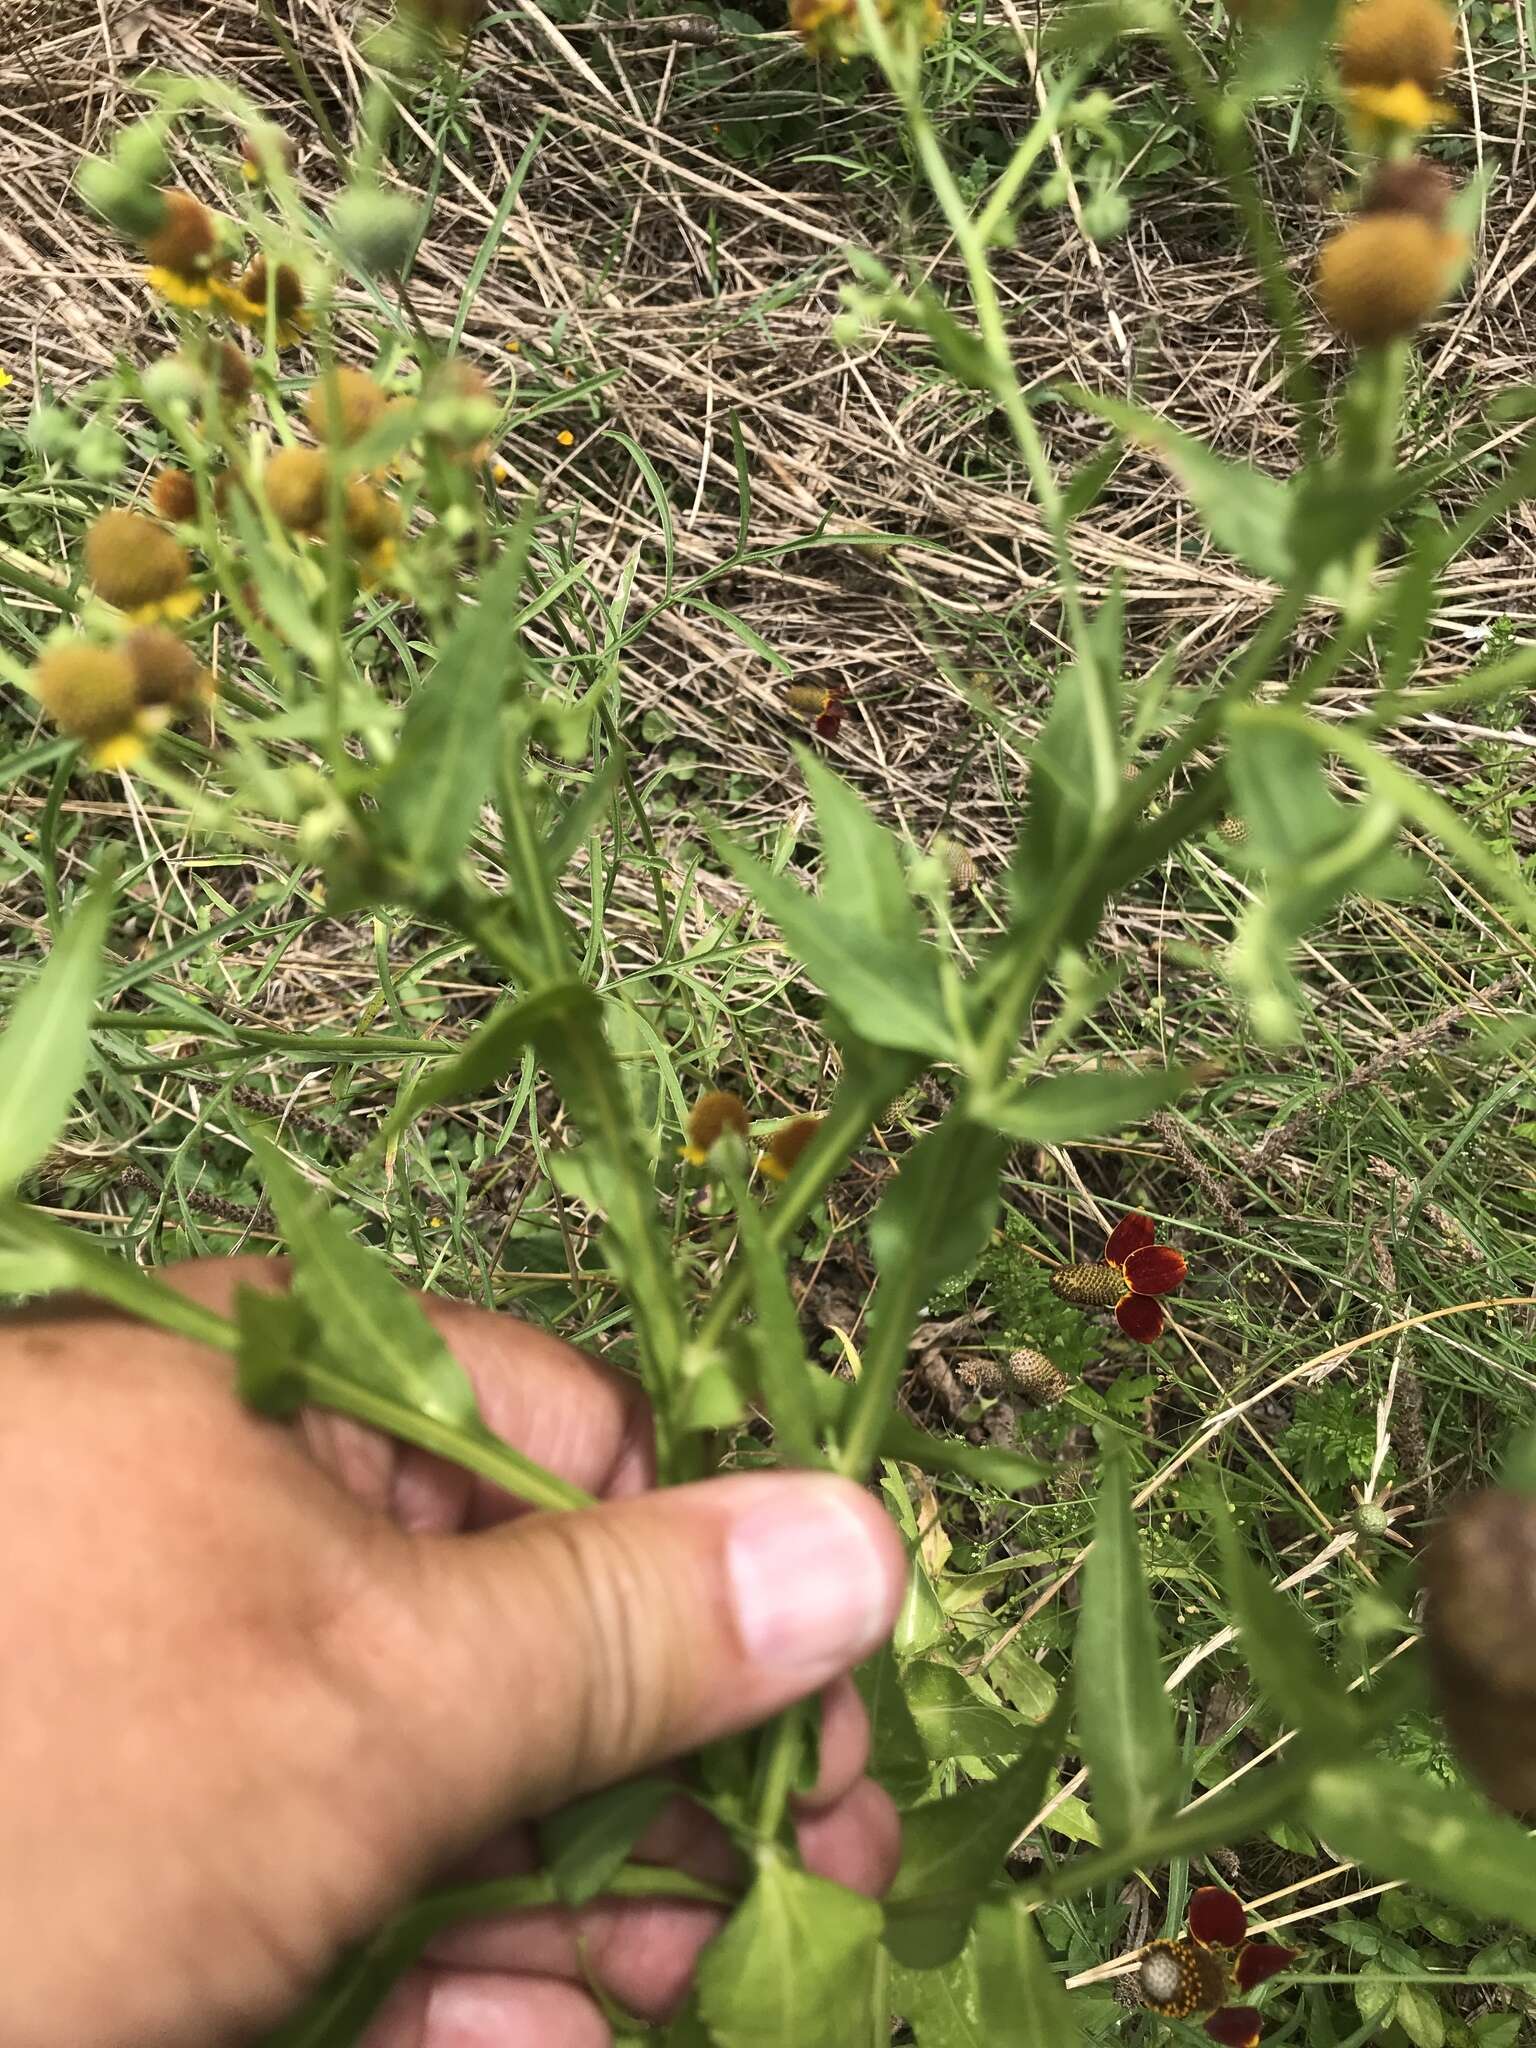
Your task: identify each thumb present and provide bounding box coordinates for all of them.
[365,1471,906,1863]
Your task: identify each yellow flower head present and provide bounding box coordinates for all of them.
[556,428,575,448]
[85,509,199,623]
[1338,0,1455,129]
[758,1114,822,1183]
[215,256,311,347]
[790,0,943,59]
[681,1090,750,1167]
[1317,211,1458,346]
[343,479,401,581]
[121,625,212,710]
[263,446,332,533]
[151,468,198,523]
[33,642,141,755]
[304,366,389,447]
[141,190,223,308]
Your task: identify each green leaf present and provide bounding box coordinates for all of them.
[250,1129,477,1429]
[1306,1761,1536,1935]
[695,1854,884,2048]
[713,833,954,1058]
[972,1898,1082,2044]
[1227,717,1346,868]
[1065,387,1294,583]
[733,1186,819,1467]
[855,1645,933,1806]
[884,1706,1067,1967]
[374,983,583,1147]
[1074,1445,1178,1851]
[0,1201,235,1350]
[375,514,533,895]
[890,1943,987,2047]
[904,1661,1030,1766]
[798,751,921,947]
[1230,0,1340,97]
[815,1377,1048,1490]
[1395,1984,1446,2048]
[245,1129,588,1513]
[0,864,114,1190]
[235,1284,311,1418]
[973,1067,1188,1142]
[1060,441,1122,525]
[867,1118,1008,1303]
[539,1778,675,1908]
[1208,1488,1359,1751]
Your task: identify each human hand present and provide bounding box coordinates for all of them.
[0,1259,906,2048]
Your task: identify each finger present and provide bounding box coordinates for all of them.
[356,1472,904,1878]
[155,1258,654,1520]
[363,1969,610,2048]
[793,1677,870,1813]
[426,1778,902,2021]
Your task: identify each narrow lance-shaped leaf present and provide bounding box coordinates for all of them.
[375,509,534,895]
[1305,1759,1536,1937]
[731,1175,820,1467]
[712,829,955,1059]
[973,1066,1189,1143]
[1074,1445,1179,1851]
[244,1128,588,1513]
[798,749,920,946]
[0,863,115,1191]
[972,1898,1083,2046]
[373,982,584,1148]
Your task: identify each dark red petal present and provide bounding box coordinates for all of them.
[1188,1889,1248,1949]
[1235,1942,1298,1990]
[1104,1212,1157,1265]
[815,704,844,739]
[1205,2007,1263,2046]
[1124,1244,1188,1296]
[1116,1291,1165,1342]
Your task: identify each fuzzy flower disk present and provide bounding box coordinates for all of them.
[682,1089,750,1167]
[141,190,220,304]
[1339,0,1455,92]
[217,257,311,346]
[1317,214,1457,346]
[33,642,139,746]
[305,367,389,447]
[152,469,198,523]
[264,447,332,532]
[85,510,197,620]
[759,1114,822,1182]
[122,626,209,710]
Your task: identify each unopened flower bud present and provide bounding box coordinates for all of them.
[331,186,419,275]
[151,469,199,523]
[113,118,172,188]
[75,424,127,481]
[77,157,167,241]
[28,405,77,459]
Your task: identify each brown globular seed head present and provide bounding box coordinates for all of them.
[1005,1348,1071,1404]
[239,256,306,319]
[151,468,198,523]
[761,1114,822,1181]
[1316,213,1456,346]
[1423,1485,1536,1816]
[121,626,204,709]
[33,642,140,744]
[1338,0,1456,90]
[1050,1260,1125,1309]
[305,367,390,446]
[1361,157,1454,225]
[343,479,399,551]
[263,447,332,532]
[141,190,217,275]
[85,510,190,610]
[686,1090,751,1158]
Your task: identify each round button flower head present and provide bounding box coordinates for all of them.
[304,367,389,448]
[681,1089,751,1169]
[786,681,848,740]
[263,447,333,534]
[85,510,199,625]
[758,1113,822,1184]
[139,190,223,308]
[1049,1211,1187,1343]
[121,625,212,712]
[1338,0,1456,130]
[151,468,198,523]
[1139,1888,1298,2045]
[215,256,311,348]
[32,642,143,766]
[342,480,401,583]
[1316,210,1459,347]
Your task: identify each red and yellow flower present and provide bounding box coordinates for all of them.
[681,1090,750,1168]
[1049,1211,1186,1342]
[787,681,848,740]
[214,256,312,348]
[1337,0,1455,133]
[1139,1888,1297,2044]
[140,190,223,308]
[758,1114,821,1183]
